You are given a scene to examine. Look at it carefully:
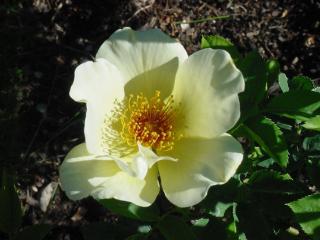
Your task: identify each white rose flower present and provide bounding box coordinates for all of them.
[59,27,244,207]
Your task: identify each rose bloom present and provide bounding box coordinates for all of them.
[59,27,244,208]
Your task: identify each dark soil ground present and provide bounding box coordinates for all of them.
[1,0,319,239]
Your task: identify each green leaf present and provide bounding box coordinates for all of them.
[265,90,320,120]
[192,218,209,227]
[266,59,280,86]
[238,233,248,240]
[0,169,22,234]
[290,76,313,91]
[278,73,289,93]
[13,224,52,240]
[303,115,320,131]
[226,220,238,240]
[248,170,304,195]
[137,224,151,233]
[313,87,320,93]
[230,204,248,240]
[201,35,241,60]
[238,51,267,120]
[287,193,320,239]
[191,218,208,238]
[256,158,276,168]
[157,215,197,240]
[99,199,159,222]
[242,116,288,167]
[209,202,234,218]
[302,135,320,153]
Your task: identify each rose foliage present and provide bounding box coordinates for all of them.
[1,28,319,240]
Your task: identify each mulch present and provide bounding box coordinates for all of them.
[1,0,319,239]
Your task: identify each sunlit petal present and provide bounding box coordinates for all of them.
[173,48,244,138]
[96,27,188,99]
[70,59,124,154]
[158,134,243,207]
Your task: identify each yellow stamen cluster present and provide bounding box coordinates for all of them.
[103,91,178,152]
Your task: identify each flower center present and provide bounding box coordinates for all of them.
[103,91,178,153]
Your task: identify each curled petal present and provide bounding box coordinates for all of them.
[59,144,160,207]
[130,144,177,179]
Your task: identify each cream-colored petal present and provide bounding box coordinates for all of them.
[158,134,243,208]
[59,143,160,207]
[130,144,177,179]
[137,144,177,168]
[91,166,159,207]
[59,143,118,200]
[70,59,125,154]
[96,27,188,99]
[124,57,179,100]
[173,48,245,138]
